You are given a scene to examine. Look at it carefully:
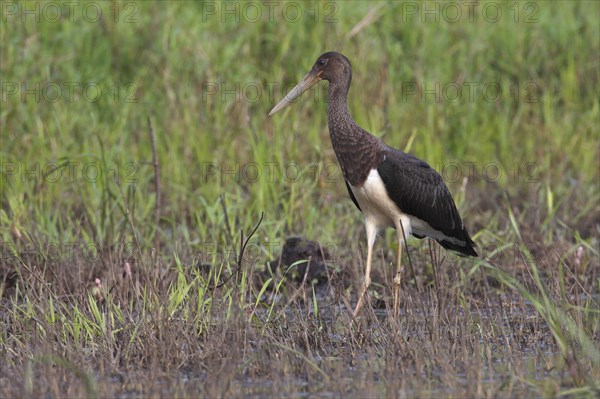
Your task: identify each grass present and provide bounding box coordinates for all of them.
[1,0,599,397]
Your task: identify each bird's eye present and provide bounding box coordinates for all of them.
[318,59,327,67]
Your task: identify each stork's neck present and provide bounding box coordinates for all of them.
[326,79,381,186]
[327,81,359,142]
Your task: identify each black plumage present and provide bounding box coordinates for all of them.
[377,147,477,257]
[269,51,477,317]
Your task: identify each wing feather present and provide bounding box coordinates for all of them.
[377,146,477,256]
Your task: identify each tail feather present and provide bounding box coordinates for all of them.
[438,238,478,257]
[408,227,478,257]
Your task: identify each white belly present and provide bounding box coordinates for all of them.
[350,169,413,235]
[350,169,462,245]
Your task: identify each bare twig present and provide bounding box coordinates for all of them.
[147,116,161,250]
[210,212,265,289]
[24,231,63,286]
[399,221,420,295]
[219,194,234,247]
[117,183,145,268]
[34,162,69,195]
[399,221,427,319]
[428,239,444,321]
[428,240,440,291]
[346,3,385,40]
[4,239,65,305]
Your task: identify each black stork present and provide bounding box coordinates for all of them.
[269,52,477,318]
